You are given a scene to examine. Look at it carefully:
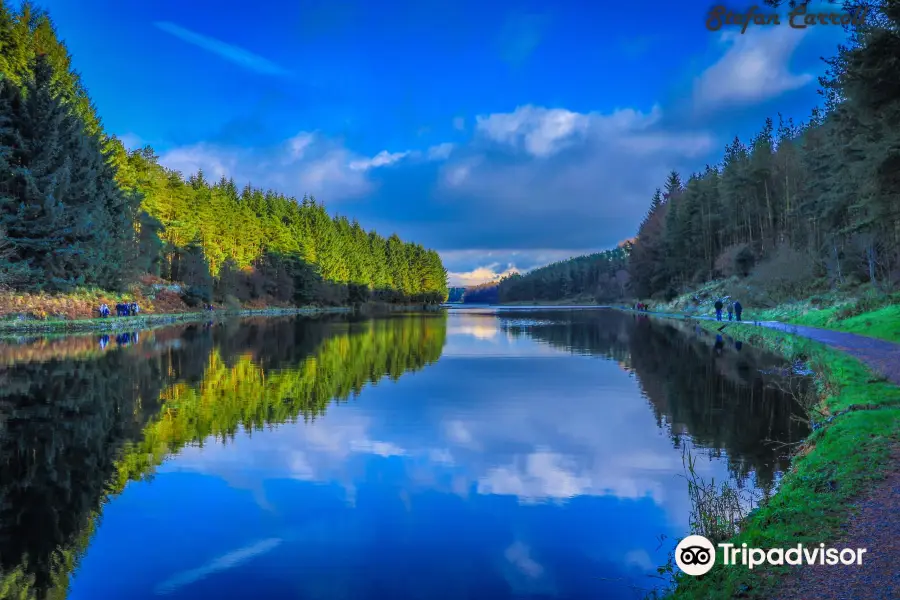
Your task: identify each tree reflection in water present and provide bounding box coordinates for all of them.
[498,310,810,488]
[0,314,447,599]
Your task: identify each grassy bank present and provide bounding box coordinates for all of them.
[639,280,900,344]
[659,319,900,599]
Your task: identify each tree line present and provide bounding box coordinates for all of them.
[459,281,501,303]
[496,246,631,303]
[485,1,898,305]
[0,1,448,307]
[454,246,631,304]
[630,0,900,303]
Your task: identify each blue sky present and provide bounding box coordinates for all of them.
[39,0,846,285]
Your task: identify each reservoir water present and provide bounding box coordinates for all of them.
[0,308,809,599]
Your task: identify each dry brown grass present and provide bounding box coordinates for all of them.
[0,280,306,323]
[0,281,192,321]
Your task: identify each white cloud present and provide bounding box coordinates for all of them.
[446,320,499,341]
[429,104,713,252]
[447,263,520,287]
[426,142,455,161]
[473,104,695,160]
[478,451,593,502]
[504,541,544,578]
[158,143,240,181]
[158,133,397,202]
[428,448,455,465]
[693,27,814,109]
[287,132,315,159]
[156,103,713,261]
[476,105,592,157]
[441,249,600,284]
[349,439,406,457]
[444,420,476,448]
[442,157,480,187]
[157,131,459,205]
[348,150,411,171]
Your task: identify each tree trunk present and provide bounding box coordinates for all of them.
[866,242,878,288]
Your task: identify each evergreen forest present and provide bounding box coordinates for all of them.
[0,1,448,308]
[480,0,900,306]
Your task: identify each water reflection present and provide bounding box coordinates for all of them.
[0,309,808,599]
[497,310,807,486]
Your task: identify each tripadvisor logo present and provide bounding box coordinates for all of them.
[673,535,869,576]
[706,2,870,34]
[675,535,716,576]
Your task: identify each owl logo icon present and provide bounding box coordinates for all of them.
[675,535,716,576]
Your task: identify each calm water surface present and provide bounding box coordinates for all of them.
[0,308,809,599]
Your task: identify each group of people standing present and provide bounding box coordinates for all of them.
[714,298,742,322]
[98,302,140,317]
[633,302,649,311]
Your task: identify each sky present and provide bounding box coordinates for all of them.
[38,0,849,285]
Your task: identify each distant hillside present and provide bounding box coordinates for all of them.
[447,287,466,303]
[461,281,500,304]
[496,245,631,303]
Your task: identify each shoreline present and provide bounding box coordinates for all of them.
[639,312,900,598]
[498,300,900,345]
[0,303,442,338]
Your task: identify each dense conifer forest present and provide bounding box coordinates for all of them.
[0,1,448,309]
[629,0,900,304]
[486,0,900,306]
[497,246,631,303]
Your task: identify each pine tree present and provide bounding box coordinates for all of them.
[0,0,450,304]
[0,55,82,289]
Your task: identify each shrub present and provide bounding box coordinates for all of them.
[714,243,755,278]
[181,285,210,307]
[832,288,899,320]
[746,244,818,302]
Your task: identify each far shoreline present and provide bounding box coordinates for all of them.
[0,303,443,339]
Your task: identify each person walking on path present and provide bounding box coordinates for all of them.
[714,299,723,321]
[733,300,742,321]
[727,302,733,321]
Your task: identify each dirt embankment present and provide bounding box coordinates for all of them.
[0,274,193,321]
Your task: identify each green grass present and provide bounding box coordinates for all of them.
[754,303,900,345]
[660,320,900,599]
[647,279,900,344]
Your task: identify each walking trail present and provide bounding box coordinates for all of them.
[698,315,900,386]
[652,310,900,600]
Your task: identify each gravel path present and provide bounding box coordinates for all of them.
[686,315,900,386]
[772,450,900,600]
